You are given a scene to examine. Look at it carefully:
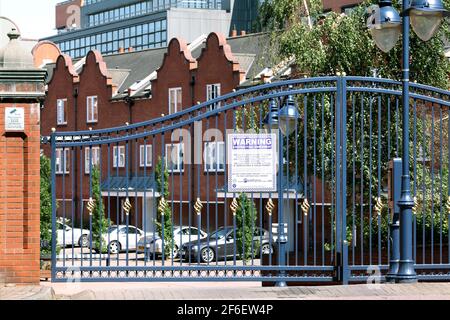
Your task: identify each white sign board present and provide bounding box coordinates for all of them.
[5,107,25,131]
[227,132,277,193]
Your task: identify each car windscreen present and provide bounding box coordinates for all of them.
[107,227,118,233]
[209,227,231,239]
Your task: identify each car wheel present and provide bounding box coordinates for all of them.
[200,248,215,263]
[260,243,273,256]
[109,241,121,255]
[79,234,89,248]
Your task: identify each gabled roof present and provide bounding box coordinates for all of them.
[42,32,281,100]
[103,47,166,95]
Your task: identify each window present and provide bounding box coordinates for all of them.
[87,96,98,123]
[140,145,153,167]
[204,141,225,172]
[85,147,100,174]
[57,99,67,125]
[166,143,184,172]
[189,227,200,236]
[56,148,70,174]
[113,146,125,168]
[206,84,221,110]
[168,87,182,114]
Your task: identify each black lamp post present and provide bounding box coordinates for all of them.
[368,0,449,283]
[263,89,301,287]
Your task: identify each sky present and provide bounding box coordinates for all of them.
[0,0,60,39]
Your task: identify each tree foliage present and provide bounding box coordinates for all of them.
[258,0,450,87]
[40,155,52,257]
[235,193,258,263]
[91,165,109,253]
[154,157,174,257]
[258,0,450,247]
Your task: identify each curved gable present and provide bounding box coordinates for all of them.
[157,37,197,75]
[47,53,79,86]
[78,50,113,86]
[198,32,242,73]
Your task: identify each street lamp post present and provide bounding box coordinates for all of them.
[368,0,449,283]
[264,89,301,287]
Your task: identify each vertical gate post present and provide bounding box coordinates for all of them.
[335,74,349,284]
[276,118,287,287]
[51,129,57,282]
[386,158,402,282]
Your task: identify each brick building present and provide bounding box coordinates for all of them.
[41,28,338,259]
[40,1,366,251]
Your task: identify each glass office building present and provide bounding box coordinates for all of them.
[44,0,257,59]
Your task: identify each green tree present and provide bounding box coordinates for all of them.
[154,157,174,257]
[40,155,53,257]
[235,193,258,263]
[258,0,450,86]
[257,0,450,247]
[91,165,109,253]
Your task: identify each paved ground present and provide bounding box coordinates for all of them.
[4,281,450,300]
[0,284,55,300]
[41,281,450,300]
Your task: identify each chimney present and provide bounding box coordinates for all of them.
[261,73,271,83]
[118,47,125,54]
[240,30,246,36]
[231,25,237,37]
[128,47,134,52]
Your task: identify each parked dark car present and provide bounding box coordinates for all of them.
[180,226,273,263]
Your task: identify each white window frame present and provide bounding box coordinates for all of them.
[57,99,67,125]
[140,145,153,167]
[206,83,221,110]
[165,143,184,173]
[85,147,100,174]
[87,96,98,123]
[168,87,182,115]
[55,148,70,174]
[204,141,225,172]
[113,146,125,168]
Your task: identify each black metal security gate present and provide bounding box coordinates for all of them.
[45,76,450,283]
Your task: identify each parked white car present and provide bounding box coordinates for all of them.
[102,225,155,254]
[137,226,207,259]
[56,222,90,248]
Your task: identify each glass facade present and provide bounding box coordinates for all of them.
[57,19,167,58]
[87,1,222,28]
[52,0,227,59]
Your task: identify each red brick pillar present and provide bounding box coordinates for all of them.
[0,29,47,285]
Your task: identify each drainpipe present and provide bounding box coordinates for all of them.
[73,87,79,224]
[190,75,196,224]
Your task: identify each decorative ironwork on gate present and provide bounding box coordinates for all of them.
[43,76,450,283]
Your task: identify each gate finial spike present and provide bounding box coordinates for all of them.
[266,198,275,216]
[194,198,203,216]
[158,197,168,217]
[122,197,132,216]
[301,198,310,216]
[374,196,383,216]
[230,197,239,216]
[87,197,95,216]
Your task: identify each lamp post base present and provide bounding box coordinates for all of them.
[385,260,399,284]
[396,260,417,283]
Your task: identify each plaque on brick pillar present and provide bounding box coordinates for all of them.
[5,107,25,132]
